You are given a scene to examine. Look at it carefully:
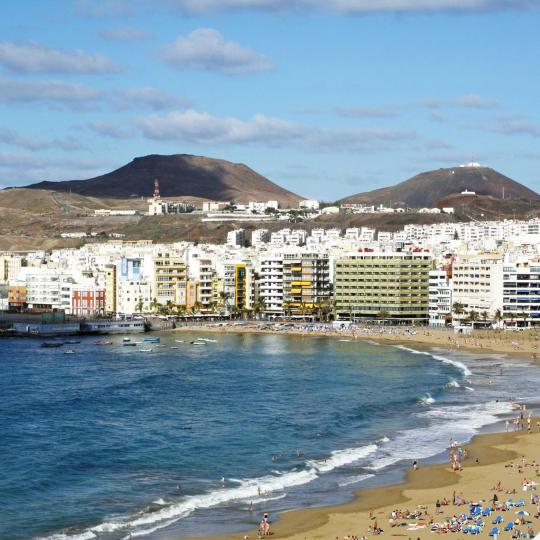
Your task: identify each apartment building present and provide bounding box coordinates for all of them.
[153,252,188,306]
[282,253,331,316]
[25,270,75,312]
[428,269,452,327]
[333,251,432,321]
[117,279,151,315]
[452,252,503,321]
[257,256,284,315]
[104,265,117,315]
[502,259,540,327]
[71,286,105,317]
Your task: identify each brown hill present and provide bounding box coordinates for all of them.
[23,154,302,207]
[340,166,539,208]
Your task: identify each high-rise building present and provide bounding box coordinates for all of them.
[282,253,331,316]
[104,265,117,315]
[452,252,503,323]
[153,252,188,307]
[333,251,432,321]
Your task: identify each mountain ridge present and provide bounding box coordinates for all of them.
[24,153,303,207]
[339,166,539,208]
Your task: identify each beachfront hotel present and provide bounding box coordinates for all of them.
[333,251,432,322]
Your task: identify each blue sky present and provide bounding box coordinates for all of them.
[0,0,539,200]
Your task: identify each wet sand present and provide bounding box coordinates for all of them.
[187,425,540,540]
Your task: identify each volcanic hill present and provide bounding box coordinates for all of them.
[340,166,539,208]
[25,153,302,207]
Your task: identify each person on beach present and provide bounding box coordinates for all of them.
[413,460,418,471]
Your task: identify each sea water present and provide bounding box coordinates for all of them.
[0,332,538,540]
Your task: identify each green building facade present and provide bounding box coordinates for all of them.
[333,252,432,322]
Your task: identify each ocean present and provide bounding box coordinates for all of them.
[1,332,538,540]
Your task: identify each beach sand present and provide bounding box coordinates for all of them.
[174,323,540,360]
[189,424,540,540]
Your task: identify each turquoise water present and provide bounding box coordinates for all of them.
[0,332,538,540]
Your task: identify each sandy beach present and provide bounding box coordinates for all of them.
[174,323,540,360]
[188,420,540,540]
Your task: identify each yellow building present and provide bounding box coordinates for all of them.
[283,254,331,316]
[153,252,188,307]
[104,265,117,315]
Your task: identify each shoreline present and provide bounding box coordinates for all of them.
[186,423,538,540]
[170,326,540,540]
[173,322,540,360]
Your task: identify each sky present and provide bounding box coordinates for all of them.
[0,0,539,200]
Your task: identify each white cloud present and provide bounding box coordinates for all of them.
[0,77,102,106]
[421,94,500,109]
[99,27,153,41]
[484,116,540,138]
[0,128,48,150]
[162,0,535,13]
[0,41,119,74]
[333,106,400,118]
[139,109,302,144]
[88,121,134,139]
[118,86,192,110]
[0,128,85,151]
[137,108,415,152]
[161,28,272,74]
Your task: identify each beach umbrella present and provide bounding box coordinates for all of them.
[516,510,530,516]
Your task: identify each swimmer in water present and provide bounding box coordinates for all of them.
[220,476,225,486]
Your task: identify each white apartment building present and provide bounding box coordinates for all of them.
[257,256,284,315]
[25,270,75,312]
[270,229,307,246]
[428,269,452,327]
[116,278,152,315]
[502,258,540,327]
[247,201,279,213]
[452,252,504,322]
[251,229,270,246]
[299,199,320,210]
[227,229,245,247]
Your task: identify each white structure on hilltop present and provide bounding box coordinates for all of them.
[299,199,320,210]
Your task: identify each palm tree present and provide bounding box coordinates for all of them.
[452,302,465,317]
[150,297,160,313]
[193,301,202,314]
[493,308,503,328]
[253,298,266,319]
[467,310,479,328]
[377,310,390,324]
[519,311,529,328]
[136,298,144,314]
[480,310,489,322]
